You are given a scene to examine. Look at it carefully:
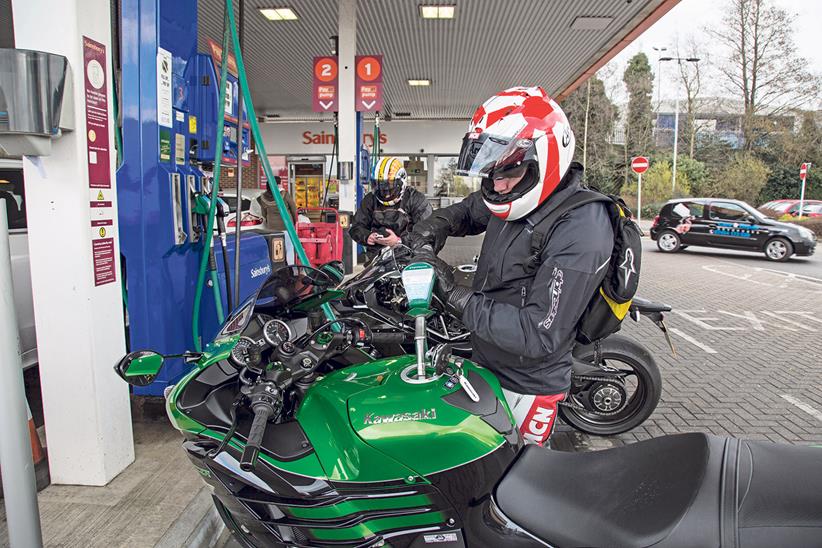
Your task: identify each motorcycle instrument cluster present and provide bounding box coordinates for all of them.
[262,319,292,346]
[229,336,259,367]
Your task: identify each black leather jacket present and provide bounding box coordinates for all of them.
[349,187,433,258]
[410,164,614,394]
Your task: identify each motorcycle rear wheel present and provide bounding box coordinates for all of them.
[562,335,662,436]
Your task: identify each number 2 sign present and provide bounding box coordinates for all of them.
[312,56,338,112]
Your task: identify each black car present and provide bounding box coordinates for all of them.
[649,198,817,261]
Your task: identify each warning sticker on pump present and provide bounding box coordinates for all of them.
[272,239,285,262]
[189,115,197,134]
[175,133,185,165]
[159,129,171,162]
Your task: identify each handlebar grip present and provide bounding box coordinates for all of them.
[370,331,408,345]
[240,404,273,472]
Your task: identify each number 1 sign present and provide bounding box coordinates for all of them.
[356,55,383,112]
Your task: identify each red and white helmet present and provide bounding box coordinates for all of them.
[457,87,575,221]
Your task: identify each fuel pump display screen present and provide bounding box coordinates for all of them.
[401,263,435,309]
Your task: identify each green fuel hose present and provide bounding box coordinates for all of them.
[191,7,232,352]
[222,0,336,325]
[191,0,337,352]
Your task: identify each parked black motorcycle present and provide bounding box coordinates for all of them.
[333,246,675,436]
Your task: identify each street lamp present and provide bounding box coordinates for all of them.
[652,47,668,145]
[659,56,700,194]
[652,46,667,110]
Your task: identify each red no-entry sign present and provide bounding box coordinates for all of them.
[800,162,809,181]
[631,156,649,174]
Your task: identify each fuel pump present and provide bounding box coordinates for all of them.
[117,0,278,395]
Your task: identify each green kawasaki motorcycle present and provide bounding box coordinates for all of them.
[117,263,822,547]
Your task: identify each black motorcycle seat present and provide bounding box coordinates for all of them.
[495,433,822,547]
[630,296,672,314]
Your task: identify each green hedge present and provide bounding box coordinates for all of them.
[781,217,822,238]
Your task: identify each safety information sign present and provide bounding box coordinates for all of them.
[91,219,116,286]
[83,36,111,189]
[312,56,338,112]
[157,47,173,128]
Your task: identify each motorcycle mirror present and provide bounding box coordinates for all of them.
[401,262,435,313]
[114,350,165,386]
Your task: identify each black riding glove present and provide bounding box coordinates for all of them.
[412,245,455,290]
[444,285,474,319]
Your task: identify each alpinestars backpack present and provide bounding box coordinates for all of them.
[526,189,642,344]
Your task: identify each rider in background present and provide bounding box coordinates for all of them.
[349,156,432,261]
[408,87,614,446]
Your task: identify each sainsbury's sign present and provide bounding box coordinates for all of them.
[302,131,388,146]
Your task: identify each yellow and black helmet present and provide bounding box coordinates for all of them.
[370,156,407,206]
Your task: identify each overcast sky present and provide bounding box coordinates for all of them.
[601,0,822,106]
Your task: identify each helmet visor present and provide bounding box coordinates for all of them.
[456,132,537,179]
[374,179,402,202]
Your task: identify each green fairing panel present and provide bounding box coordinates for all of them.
[166,335,240,434]
[298,355,512,482]
[166,335,329,479]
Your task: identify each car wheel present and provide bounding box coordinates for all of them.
[656,230,682,253]
[764,237,793,262]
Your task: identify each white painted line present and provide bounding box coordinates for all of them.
[669,328,718,354]
[760,267,822,285]
[781,394,822,422]
[760,311,817,332]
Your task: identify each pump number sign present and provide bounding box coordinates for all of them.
[356,55,383,112]
[312,56,338,112]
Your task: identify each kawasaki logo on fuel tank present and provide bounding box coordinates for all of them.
[363,408,437,425]
[251,265,271,279]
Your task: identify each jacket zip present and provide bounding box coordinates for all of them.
[519,285,527,366]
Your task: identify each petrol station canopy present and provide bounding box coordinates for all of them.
[194,0,678,120]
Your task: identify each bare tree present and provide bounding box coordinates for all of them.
[676,37,703,158]
[708,0,820,150]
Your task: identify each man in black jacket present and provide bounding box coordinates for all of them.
[349,156,432,261]
[409,87,614,445]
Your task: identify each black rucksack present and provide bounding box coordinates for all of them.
[526,189,642,344]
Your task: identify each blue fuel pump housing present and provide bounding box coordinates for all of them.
[117,0,277,395]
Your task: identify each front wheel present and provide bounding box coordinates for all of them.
[561,335,662,436]
[764,237,793,262]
